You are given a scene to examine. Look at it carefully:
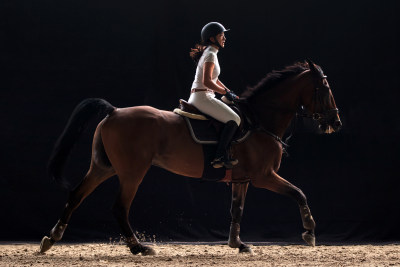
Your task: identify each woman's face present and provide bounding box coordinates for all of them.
[211,32,226,48]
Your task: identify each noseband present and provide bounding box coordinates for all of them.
[297,75,339,124]
[299,108,339,123]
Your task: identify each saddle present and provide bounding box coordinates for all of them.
[173,99,250,144]
[173,99,250,181]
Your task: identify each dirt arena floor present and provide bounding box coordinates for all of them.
[1,242,400,266]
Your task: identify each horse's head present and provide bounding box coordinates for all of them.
[301,60,342,133]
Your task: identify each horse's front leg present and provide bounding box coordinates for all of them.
[228,181,253,253]
[252,171,316,246]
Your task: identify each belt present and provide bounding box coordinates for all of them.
[191,89,214,93]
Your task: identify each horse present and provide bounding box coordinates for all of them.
[39,60,342,255]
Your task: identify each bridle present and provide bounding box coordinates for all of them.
[297,73,339,125]
[236,68,339,152]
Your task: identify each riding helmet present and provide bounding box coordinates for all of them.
[201,22,230,43]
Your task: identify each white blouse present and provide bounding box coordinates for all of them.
[191,46,220,90]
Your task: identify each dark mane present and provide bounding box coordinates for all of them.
[241,61,309,100]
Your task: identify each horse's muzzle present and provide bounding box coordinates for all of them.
[333,119,342,132]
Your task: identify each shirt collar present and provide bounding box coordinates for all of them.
[207,45,219,54]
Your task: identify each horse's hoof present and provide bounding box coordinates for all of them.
[129,245,141,255]
[141,245,156,256]
[239,244,253,254]
[129,245,156,256]
[39,236,55,254]
[302,231,316,247]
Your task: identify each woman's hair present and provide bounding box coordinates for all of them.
[190,43,207,65]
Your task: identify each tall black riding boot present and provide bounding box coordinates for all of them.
[211,120,239,169]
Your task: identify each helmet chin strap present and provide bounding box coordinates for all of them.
[210,37,223,49]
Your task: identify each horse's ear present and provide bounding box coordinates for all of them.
[306,59,326,78]
[306,59,317,72]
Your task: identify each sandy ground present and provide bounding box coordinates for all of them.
[1,242,400,266]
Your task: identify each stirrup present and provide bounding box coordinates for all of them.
[211,157,238,169]
[229,158,239,166]
[211,157,225,169]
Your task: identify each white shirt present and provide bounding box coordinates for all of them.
[191,46,220,91]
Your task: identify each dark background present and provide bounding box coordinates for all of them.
[1,0,399,243]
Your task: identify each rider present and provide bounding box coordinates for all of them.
[189,22,240,169]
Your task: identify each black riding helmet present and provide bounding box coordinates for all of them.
[201,22,230,47]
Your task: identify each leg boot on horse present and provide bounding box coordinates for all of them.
[228,182,253,253]
[252,171,316,246]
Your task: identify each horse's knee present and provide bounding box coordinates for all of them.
[230,205,244,221]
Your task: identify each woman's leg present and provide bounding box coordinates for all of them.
[188,92,240,168]
[212,120,238,168]
[189,92,240,126]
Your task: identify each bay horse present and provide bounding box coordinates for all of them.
[39,60,341,255]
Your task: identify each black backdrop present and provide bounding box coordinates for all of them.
[1,0,399,243]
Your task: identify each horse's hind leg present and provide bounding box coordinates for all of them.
[252,171,316,246]
[40,165,115,253]
[228,182,253,253]
[112,164,156,256]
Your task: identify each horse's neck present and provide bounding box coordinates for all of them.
[251,71,310,138]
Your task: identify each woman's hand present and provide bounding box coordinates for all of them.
[217,80,238,100]
[225,90,239,101]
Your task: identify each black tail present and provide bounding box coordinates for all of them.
[48,98,115,189]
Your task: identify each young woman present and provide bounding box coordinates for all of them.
[189,22,240,169]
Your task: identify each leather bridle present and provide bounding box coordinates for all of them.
[297,74,339,125]
[237,69,339,151]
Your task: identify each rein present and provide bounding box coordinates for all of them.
[258,126,290,148]
[235,99,290,150]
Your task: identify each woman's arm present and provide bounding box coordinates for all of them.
[218,78,239,101]
[203,62,226,94]
[216,79,230,92]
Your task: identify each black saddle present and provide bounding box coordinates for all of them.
[174,99,250,145]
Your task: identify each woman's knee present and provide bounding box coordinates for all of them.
[232,114,241,126]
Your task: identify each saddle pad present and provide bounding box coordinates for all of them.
[173,108,208,120]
